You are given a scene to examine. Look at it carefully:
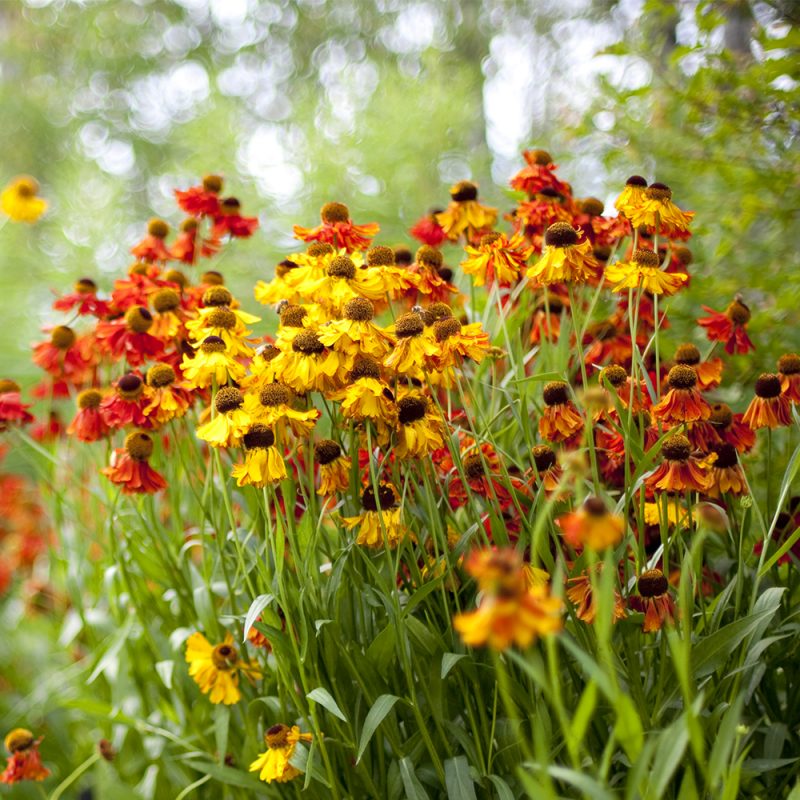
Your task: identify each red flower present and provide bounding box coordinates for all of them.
[509,149,569,197]
[99,373,153,429]
[52,277,109,317]
[697,298,754,355]
[32,326,94,384]
[170,219,221,264]
[95,306,165,367]
[212,197,259,239]
[652,365,711,424]
[0,729,50,784]
[410,211,447,247]
[175,174,223,217]
[0,382,34,427]
[742,374,792,430]
[67,389,110,442]
[102,432,166,494]
[131,219,172,263]
[293,202,378,253]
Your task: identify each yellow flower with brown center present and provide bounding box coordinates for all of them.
[342,483,410,549]
[272,330,342,393]
[185,631,260,705]
[627,182,694,236]
[306,255,386,314]
[1,176,47,223]
[435,181,497,242]
[613,175,647,218]
[331,355,397,438]
[394,393,446,460]
[316,297,395,366]
[431,315,491,370]
[186,302,257,359]
[242,382,319,438]
[314,439,351,496]
[249,724,313,784]
[231,424,287,488]
[182,336,247,388]
[605,248,688,296]
[384,312,439,379]
[196,387,251,447]
[527,223,598,285]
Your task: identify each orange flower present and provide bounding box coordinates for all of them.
[597,364,650,414]
[510,149,568,197]
[709,402,755,452]
[566,566,626,624]
[527,222,598,285]
[538,382,584,444]
[99,372,153,429]
[143,363,193,427]
[430,316,491,371]
[707,443,748,498]
[0,729,50,784]
[558,497,625,551]
[175,174,223,217]
[406,246,458,304]
[605,248,688,296]
[778,353,800,403]
[629,569,677,632]
[645,434,712,494]
[409,209,447,247]
[211,197,259,239]
[52,277,109,317]
[32,326,93,384]
[102,432,166,494]
[742,373,792,430]
[293,202,378,253]
[67,388,110,442]
[697,298,754,355]
[0,380,34,428]
[673,343,723,391]
[652,365,711,424]
[527,444,563,493]
[131,218,172,263]
[435,181,497,243]
[95,306,166,367]
[461,231,532,288]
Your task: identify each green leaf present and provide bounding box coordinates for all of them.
[487,775,516,800]
[306,687,348,722]
[440,652,466,679]
[242,594,273,641]
[214,705,230,766]
[356,694,400,763]
[445,756,478,800]
[180,759,267,791]
[398,758,431,800]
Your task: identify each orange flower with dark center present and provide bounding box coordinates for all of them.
[99,373,153,429]
[510,149,568,197]
[293,202,378,253]
[697,298,755,355]
[566,565,626,624]
[652,365,711,424]
[0,728,50,784]
[645,434,712,494]
[212,197,259,239]
[629,569,676,632]
[778,353,800,403]
[538,381,584,444]
[435,181,497,243]
[673,343,723,391]
[742,373,792,430]
[0,381,34,428]
[527,444,563,493]
[707,442,748,498]
[175,175,223,217]
[102,431,166,494]
[67,388,110,442]
[53,276,109,317]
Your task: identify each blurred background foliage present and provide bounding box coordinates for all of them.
[1,0,796,384]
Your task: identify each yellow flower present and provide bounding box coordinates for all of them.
[185,631,260,705]
[605,248,688,296]
[558,497,625,551]
[316,298,395,366]
[627,182,694,236]
[435,181,497,242]
[231,425,287,488]
[249,724,313,784]
[243,382,319,438]
[394,393,446,459]
[527,223,598,285]
[272,330,342,393]
[384,312,439,379]
[307,255,387,314]
[196,387,251,447]
[185,305,256,359]
[613,175,647,218]
[430,317,491,370]
[314,439,351,496]
[1,176,47,223]
[342,484,411,549]
[182,336,247,389]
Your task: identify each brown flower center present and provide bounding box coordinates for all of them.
[625,175,647,188]
[674,343,701,366]
[543,381,569,406]
[532,445,556,472]
[153,289,180,313]
[164,269,188,288]
[215,386,244,413]
[349,354,381,381]
[662,434,691,462]
[579,197,604,216]
[201,270,224,286]
[645,182,672,201]
[200,335,226,354]
[202,174,223,193]
[544,222,579,248]
[51,325,76,349]
[754,373,781,399]
[398,395,428,424]
[147,218,169,238]
[434,317,462,342]
[307,242,335,258]
[125,431,154,461]
[599,365,627,388]
[147,363,176,388]
[633,248,659,268]
[638,568,668,598]
[709,403,733,429]
[259,383,291,407]
[726,298,750,325]
[206,307,237,330]
[203,286,233,307]
[450,181,478,201]
[416,245,443,269]
[395,312,424,338]
[667,364,698,390]
[366,246,395,266]
[314,439,342,465]
[320,201,350,223]
[463,453,486,480]
[480,232,503,248]
[361,484,396,511]
[75,277,97,294]
[4,729,35,754]
[711,442,738,469]
[265,724,290,748]
[77,388,103,409]
[211,643,238,670]
[327,256,356,279]
[292,331,325,355]
[125,306,154,333]
[344,297,374,321]
[394,246,413,266]
[118,373,144,399]
[778,353,800,376]
[243,424,275,450]
[280,304,308,328]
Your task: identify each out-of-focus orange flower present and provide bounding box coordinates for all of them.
[742,373,792,430]
[538,381,584,445]
[558,497,625,551]
[0,729,50,784]
[102,432,166,494]
[697,298,755,355]
[778,353,800,403]
[294,202,377,253]
[410,209,447,247]
[566,565,626,624]
[175,174,223,217]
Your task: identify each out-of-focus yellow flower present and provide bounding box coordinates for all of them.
[185,631,260,705]
[249,724,313,784]
[1,176,47,223]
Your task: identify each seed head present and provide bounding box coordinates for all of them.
[661,434,691,462]
[366,246,395,266]
[416,245,443,269]
[638,568,668,598]
[203,286,233,307]
[215,386,244,413]
[754,373,781,399]
[292,331,325,355]
[125,306,153,333]
[51,325,76,349]
[147,218,169,238]
[327,256,356,279]
[395,312,424,338]
[243,424,275,450]
[152,288,180,313]
[314,439,342,465]
[343,297,374,321]
[397,395,428,424]
[543,381,569,406]
[544,222,579,248]
[125,431,154,461]
[450,180,478,201]
[667,364,698,390]
[147,363,176,388]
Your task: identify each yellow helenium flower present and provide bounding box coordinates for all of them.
[527,222,598,285]
[316,297,395,366]
[435,181,497,242]
[249,724,313,784]
[314,439,351,496]
[384,312,439,379]
[1,176,47,223]
[342,484,410,549]
[605,248,688,296]
[231,424,287,488]
[306,255,386,314]
[627,182,694,236]
[394,394,446,460]
[196,387,251,447]
[185,305,256,358]
[272,330,342,393]
[182,336,247,388]
[243,382,319,439]
[185,631,259,705]
[431,317,491,370]
[613,175,647,218]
